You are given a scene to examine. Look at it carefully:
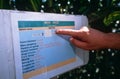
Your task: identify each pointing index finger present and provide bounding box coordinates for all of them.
[56,29,78,37]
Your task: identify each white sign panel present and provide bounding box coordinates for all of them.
[0,10,89,79]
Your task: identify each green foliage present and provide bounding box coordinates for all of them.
[30,0,41,12]
[0,0,10,9]
[86,0,120,27]
[104,11,120,26]
[0,0,3,8]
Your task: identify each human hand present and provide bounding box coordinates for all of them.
[56,26,107,50]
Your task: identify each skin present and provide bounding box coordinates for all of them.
[56,26,120,50]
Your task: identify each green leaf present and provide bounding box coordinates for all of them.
[104,11,120,26]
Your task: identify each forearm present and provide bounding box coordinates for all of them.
[105,33,120,49]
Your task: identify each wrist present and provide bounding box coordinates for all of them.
[104,33,119,49]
